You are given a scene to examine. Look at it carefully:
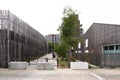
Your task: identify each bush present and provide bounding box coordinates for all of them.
[59,58,68,68]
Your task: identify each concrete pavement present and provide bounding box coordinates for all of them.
[0,68,105,80]
[89,69,120,80]
[0,54,119,80]
[1,66,120,80]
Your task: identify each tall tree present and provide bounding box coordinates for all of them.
[58,7,83,67]
[58,7,82,51]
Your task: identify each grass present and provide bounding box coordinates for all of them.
[58,58,68,68]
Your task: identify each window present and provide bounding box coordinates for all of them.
[109,45,114,50]
[78,42,81,48]
[116,45,118,50]
[85,39,88,47]
[103,44,120,53]
[119,45,120,50]
[104,46,108,50]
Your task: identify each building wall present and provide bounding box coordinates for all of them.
[0,10,47,68]
[83,23,120,66]
[84,23,120,54]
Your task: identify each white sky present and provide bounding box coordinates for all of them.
[0,0,120,36]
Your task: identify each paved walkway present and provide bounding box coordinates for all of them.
[0,54,120,80]
[1,65,120,80]
[40,53,53,59]
[0,68,106,80]
[30,53,55,64]
[29,53,57,69]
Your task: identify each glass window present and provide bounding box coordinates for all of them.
[116,45,118,50]
[78,42,81,48]
[104,46,108,50]
[109,45,114,50]
[119,45,120,50]
[85,39,88,47]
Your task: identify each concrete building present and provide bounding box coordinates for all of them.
[0,10,47,68]
[46,34,61,44]
[45,34,60,56]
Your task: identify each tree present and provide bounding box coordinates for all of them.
[58,7,82,48]
[58,7,82,51]
[58,7,83,67]
[48,41,53,53]
[54,43,67,58]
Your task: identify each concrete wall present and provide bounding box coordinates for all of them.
[70,62,88,69]
[8,62,28,70]
[36,62,54,70]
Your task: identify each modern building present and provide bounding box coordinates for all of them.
[46,34,61,44]
[45,34,61,56]
[0,10,47,68]
[74,23,120,67]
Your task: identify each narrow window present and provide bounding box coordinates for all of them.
[85,39,88,47]
[78,42,81,48]
[116,45,118,50]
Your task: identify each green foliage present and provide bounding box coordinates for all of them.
[58,7,81,49]
[59,60,68,67]
[56,7,83,67]
[48,41,53,53]
[58,58,68,68]
[54,43,67,58]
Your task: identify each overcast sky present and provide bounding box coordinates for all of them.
[0,0,120,36]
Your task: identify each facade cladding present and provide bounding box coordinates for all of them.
[0,10,47,68]
[82,23,120,67]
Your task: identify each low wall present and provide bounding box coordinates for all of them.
[48,59,57,69]
[36,62,54,70]
[8,62,28,70]
[70,62,88,69]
